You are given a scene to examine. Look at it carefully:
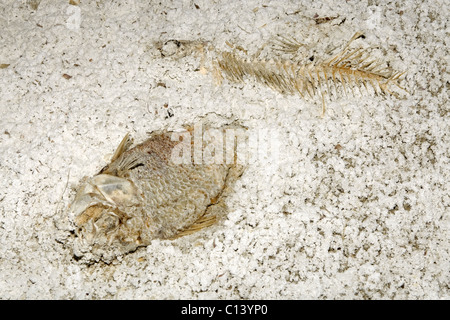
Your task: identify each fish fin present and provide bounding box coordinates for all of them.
[170,212,218,239]
[101,134,144,175]
[103,152,145,175]
[111,133,133,162]
[270,35,303,55]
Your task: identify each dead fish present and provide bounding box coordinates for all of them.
[69,124,245,263]
[156,33,406,116]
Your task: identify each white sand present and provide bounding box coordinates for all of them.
[0,0,448,299]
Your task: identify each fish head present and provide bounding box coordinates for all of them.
[156,39,206,59]
[69,174,145,261]
[69,174,141,220]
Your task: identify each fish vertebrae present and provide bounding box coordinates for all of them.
[157,33,406,115]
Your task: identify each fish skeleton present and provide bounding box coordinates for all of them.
[69,124,245,263]
[155,33,406,116]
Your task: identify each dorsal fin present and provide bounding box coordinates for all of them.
[111,133,133,162]
[101,134,143,175]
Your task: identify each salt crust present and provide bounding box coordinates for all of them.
[0,0,448,299]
